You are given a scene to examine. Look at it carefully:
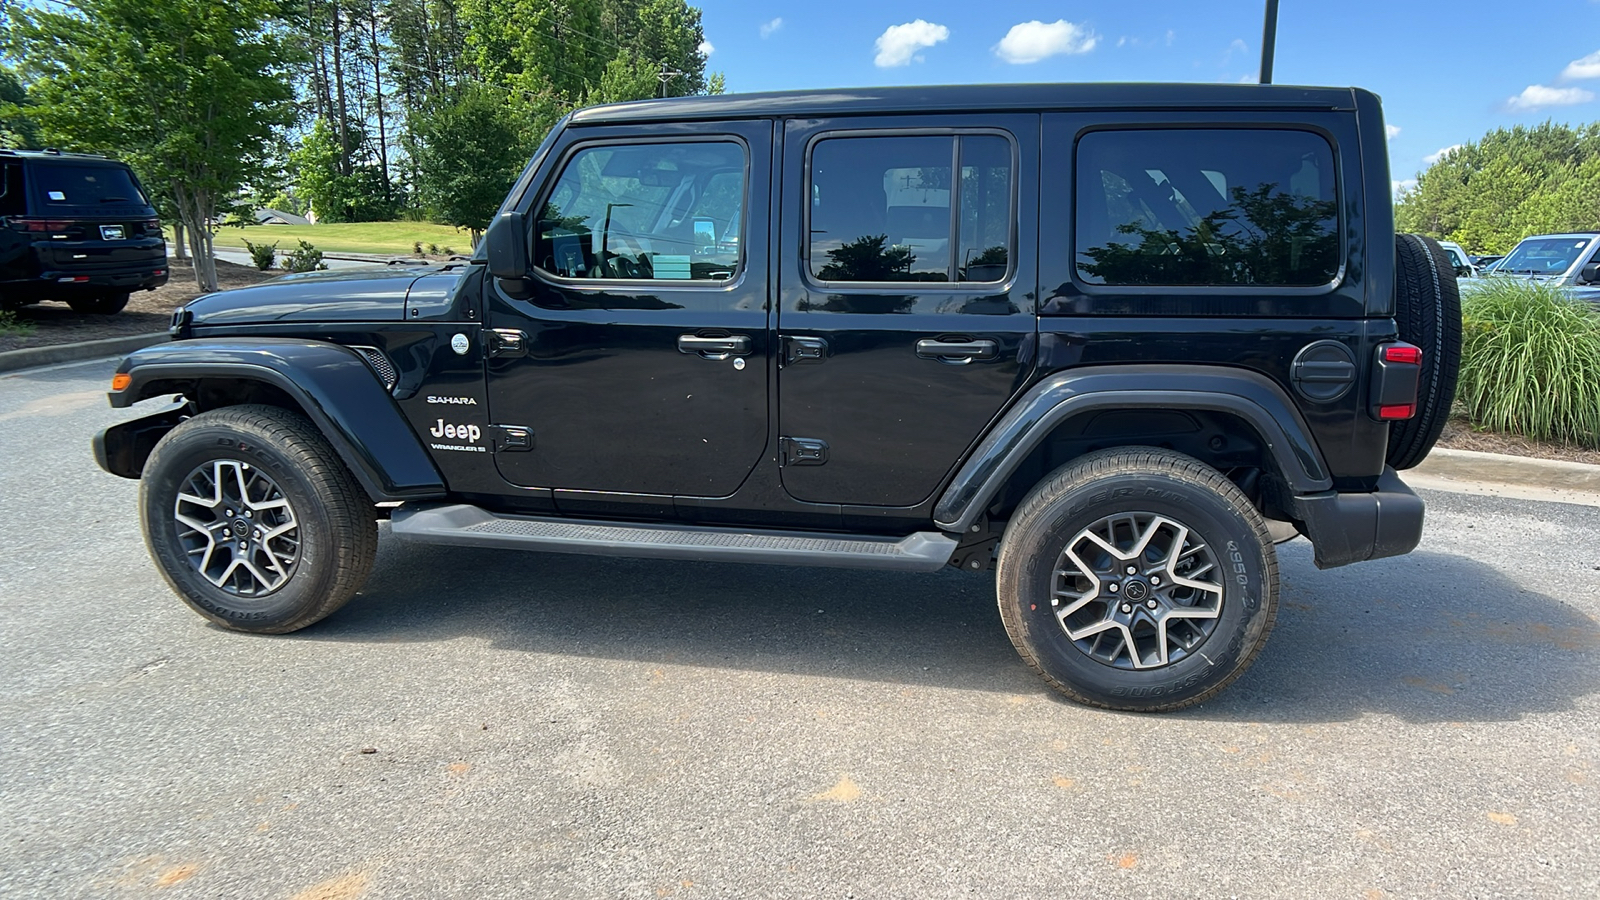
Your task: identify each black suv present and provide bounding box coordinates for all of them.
[0,149,168,314]
[94,84,1460,711]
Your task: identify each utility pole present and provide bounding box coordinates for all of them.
[1259,0,1280,84]
[657,62,684,98]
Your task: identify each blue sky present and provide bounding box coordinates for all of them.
[694,0,1600,194]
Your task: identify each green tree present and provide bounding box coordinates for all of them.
[8,0,299,291]
[1396,121,1600,254]
[409,82,537,243]
[0,65,40,149]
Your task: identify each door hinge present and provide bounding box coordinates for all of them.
[483,328,528,358]
[779,436,829,466]
[783,335,828,366]
[491,424,535,452]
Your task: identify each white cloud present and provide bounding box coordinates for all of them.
[1423,144,1463,165]
[1505,83,1595,111]
[1392,178,1418,198]
[759,17,783,39]
[874,20,949,68]
[1386,124,1402,140]
[1166,30,1175,46]
[1117,36,1126,48]
[697,39,714,57]
[993,20,1097,64]
[1561,50,1600,81]
[1226,38,1248,58]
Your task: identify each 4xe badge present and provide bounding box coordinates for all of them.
[450,333,470,355]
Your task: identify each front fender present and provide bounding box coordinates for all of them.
[932,364,1334,532]
[102,338,446,501]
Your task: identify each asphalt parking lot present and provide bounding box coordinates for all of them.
[3,357,1598,899]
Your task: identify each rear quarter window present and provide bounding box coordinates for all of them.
[1074,129,1340,287]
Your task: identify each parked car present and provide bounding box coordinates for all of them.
[1484,233,1600,302]
[0,148,167,314]
[94,84,1461,711]
[1438,240,1475,277]
[1471,254,1503,273]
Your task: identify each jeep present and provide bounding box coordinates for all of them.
[94,84,1461,711]
[1,148,168,314]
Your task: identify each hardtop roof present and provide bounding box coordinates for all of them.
[569,82,1363,126]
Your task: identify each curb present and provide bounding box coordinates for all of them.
[0,332,169,374]
[1409,447,1600,505]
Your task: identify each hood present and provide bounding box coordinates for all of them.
[183,264,451,327]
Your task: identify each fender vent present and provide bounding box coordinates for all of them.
[351,345,398,390]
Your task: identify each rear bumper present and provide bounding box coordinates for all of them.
[1293,467,1425,569]
[39,265,169,293]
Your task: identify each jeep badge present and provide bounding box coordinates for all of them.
[451,333,470,355]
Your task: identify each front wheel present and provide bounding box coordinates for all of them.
[995,448,1279,711]
[139,404,378,633]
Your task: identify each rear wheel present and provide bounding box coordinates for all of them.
[67,292,130,315]
[1387,234,1461,470]
[996,448,1279,712]
[140,404,377,634]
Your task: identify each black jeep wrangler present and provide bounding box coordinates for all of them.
[1,148,168,314]
[94,84,1460,711]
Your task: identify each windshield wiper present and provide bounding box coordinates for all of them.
[99,196,129,203]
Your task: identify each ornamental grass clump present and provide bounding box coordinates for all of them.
[1458,278,1600,448]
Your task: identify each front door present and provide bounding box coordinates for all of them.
[777,115,1038,507]
[485,122,772,503]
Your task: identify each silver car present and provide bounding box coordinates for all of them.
[1480,232,1600,303]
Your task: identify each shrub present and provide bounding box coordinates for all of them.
[413,240,424,256]
[1458,278,1600,448]
[283,240,328,273]
[442,246,456,257]
[241,238,278,271]
[426,242,439,256]
[0,309,35,336]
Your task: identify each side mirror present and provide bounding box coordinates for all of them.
[1581,262,1600,285]
[485,210,529,280]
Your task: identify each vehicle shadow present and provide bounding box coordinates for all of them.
[304,531,1600,724]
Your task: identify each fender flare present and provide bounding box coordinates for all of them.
[933,364,1333,532]
[103,338,446,501]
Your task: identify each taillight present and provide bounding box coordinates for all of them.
[15,218,74,233]
[1383,345,1422,366]
[1371,341,1423,422]
[1377,403,1416,420]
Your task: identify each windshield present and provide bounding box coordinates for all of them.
[33,164,147,207]
[1497,237,1592,276]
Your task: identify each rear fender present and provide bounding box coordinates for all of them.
[933,365,1334,532]
[100,338,446,501]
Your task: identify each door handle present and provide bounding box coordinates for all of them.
[916,338,998,364]
[678,334,752,360]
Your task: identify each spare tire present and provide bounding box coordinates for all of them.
[1387,234,1462,470]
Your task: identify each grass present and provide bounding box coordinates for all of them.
[0,309,36,337]
[1458,278,1600,449]
[189,221,473,257]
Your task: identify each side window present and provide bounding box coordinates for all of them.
[1075,129,1340,287]
[0,163,24,216]
[534,141,744,282]
[808,133,1013,284]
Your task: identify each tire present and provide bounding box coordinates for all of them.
[1388,234,1461,470]
[995,448,1279,712]
[67,292,130,315]
[139,404,378,634]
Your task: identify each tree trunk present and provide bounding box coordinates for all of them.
[172,220,189,262]
[176,187,218,293]
[368,0,391,197]
[331,1,351,178]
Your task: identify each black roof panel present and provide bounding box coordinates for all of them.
[568,83,1361,126]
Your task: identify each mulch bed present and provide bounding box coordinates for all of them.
[0,260,275,353]
[1435,416,1600,466]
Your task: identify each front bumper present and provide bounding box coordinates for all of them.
[1293,467,1425,569]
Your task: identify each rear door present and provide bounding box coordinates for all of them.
[777,114,1038,507]
[28,162,163,272]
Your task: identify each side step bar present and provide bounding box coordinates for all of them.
[389,503,959,572]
